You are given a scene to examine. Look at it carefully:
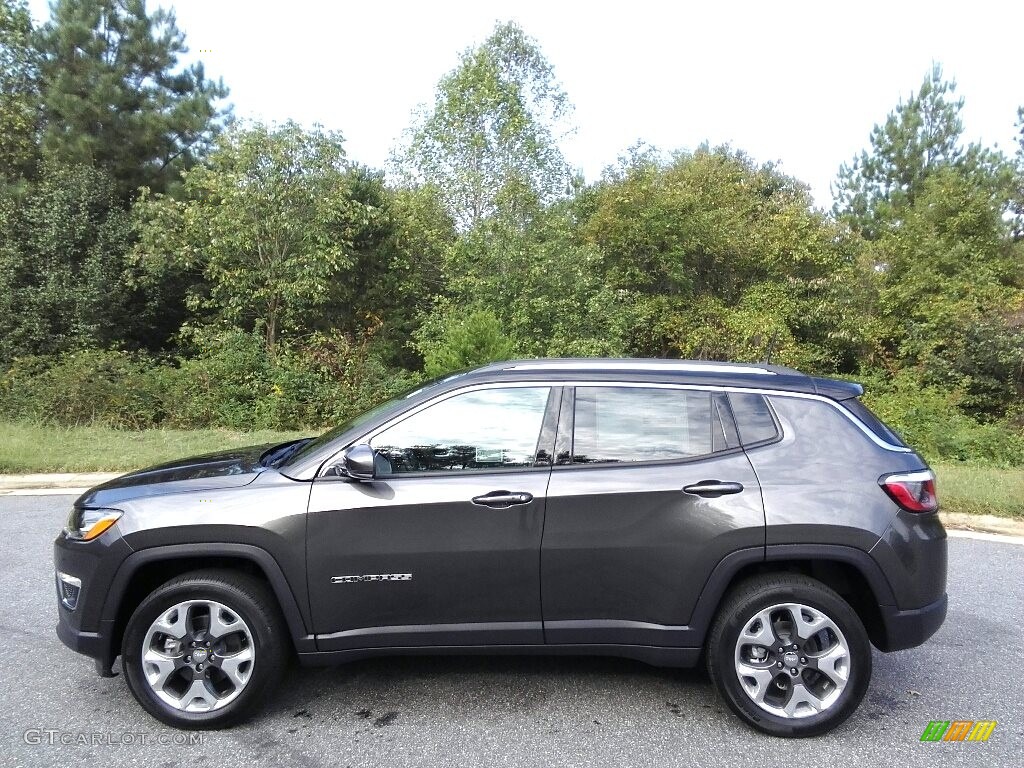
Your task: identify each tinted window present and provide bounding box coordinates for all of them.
[370,387,551,474]
[572,387,717,464]
[841,398,907,446]
[728,393,780,445]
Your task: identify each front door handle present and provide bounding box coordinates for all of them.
[682,480,744,498]
[471,490,534,508]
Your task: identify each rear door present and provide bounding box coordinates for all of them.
[308,384,558,651]
[541,384,765,646]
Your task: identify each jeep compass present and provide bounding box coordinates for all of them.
[54,359,947,737]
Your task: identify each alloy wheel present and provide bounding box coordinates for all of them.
[141,599,255,712]
[733,602,851,719]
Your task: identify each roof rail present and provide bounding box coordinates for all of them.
[496,360,778,375]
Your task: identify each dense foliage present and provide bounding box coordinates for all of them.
[1,6,1022,465]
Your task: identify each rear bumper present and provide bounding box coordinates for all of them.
[877,593,948,652]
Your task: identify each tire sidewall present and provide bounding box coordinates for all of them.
[711,582,872,738]
[122,578,284,729]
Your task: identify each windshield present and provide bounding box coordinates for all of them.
[281,373,469,467]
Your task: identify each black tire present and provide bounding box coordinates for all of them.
[121,569,289,729]
[706,573,872,738]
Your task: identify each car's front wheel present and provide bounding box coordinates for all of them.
[121,569,288,728]
[706,573,872,737]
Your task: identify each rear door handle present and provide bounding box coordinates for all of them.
[682,480,744,498]
[471,490,534,508]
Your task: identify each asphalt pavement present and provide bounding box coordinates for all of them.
[1,494,1021,767]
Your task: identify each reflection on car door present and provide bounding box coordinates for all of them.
[307,385,559,651]
[541,386,765,647]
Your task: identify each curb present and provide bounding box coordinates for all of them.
[0,472,120,495]
[938,511,1024,539]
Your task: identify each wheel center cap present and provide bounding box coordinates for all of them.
[783,651,800,667]
[192,647,209,664]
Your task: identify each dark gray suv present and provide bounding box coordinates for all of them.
[54,359,947,737]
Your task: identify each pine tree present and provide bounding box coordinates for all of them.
[36,0,229,199]
[833,65,969,238]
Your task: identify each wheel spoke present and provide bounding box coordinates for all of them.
[207,602,242,639]
[739,609,778,648]
[218,645,254,689]
[783,683,822,717]
[142,649,178,691]
[154,606,189,639]
[736,661,777,705]
[788,606,826,643]
[182,679,219,712]
[811,642,849,685]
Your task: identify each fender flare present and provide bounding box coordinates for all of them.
[100,543,316,654]
[685,543,897,642]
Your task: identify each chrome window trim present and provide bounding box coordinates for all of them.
[316,379,910,477]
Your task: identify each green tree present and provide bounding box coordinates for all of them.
[420,309,515,377]
[399,20,572,231]
[868,166,1023,415]
[0,159,134,361]
[0,0,39,184]
[36,0,228,199]
[582,146,857,368]
[349,182,455,368]
[134,121,384,353]
[834,65,1009,240]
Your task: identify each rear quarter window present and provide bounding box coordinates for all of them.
[840,398,907,447]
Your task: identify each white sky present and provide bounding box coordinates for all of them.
[28,0,1024,207]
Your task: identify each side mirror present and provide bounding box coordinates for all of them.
[340,444,376,481]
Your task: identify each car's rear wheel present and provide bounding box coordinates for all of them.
[122,569,288,728]
[706,573,871,737]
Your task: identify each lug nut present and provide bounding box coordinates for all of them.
[776,661,783,668]
[185,655,191,662]
[800,657,807,664]
[791,668,798,675]
[791,644,798,650]
[196,663,203,671]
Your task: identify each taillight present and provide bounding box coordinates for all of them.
[880,470,937,513]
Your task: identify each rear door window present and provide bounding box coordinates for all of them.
[570,387,734,464]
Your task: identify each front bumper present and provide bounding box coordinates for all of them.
[877,593,948,652]
[53,526,132,675]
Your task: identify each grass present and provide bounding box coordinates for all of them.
[932,462,1024,520]
[0,421,308,473]
[0,423,1020,520]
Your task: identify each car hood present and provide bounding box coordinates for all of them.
[74,443,274,508]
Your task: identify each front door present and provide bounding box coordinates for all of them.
[541,385,765,647]
[308,385,557,651]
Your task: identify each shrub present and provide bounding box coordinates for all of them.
[860,369,1024,467]
[0,332,418,432]
[419,309,516,378]
[0,350,170,428]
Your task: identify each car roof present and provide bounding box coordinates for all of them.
[466,358,863,400]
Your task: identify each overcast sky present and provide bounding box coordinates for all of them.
[28,0,1024,207]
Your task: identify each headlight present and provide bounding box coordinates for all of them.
[65,507,123,541]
